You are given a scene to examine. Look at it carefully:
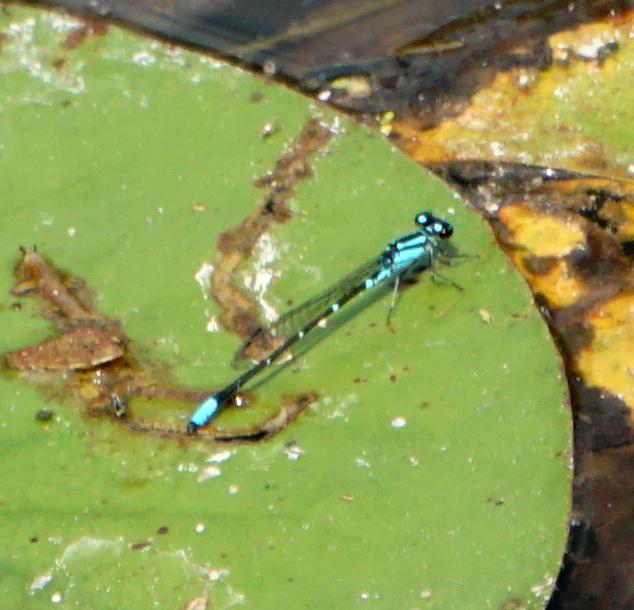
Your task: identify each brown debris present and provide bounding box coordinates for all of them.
[61,18,109,50]
[126,392,317,443]
[211,118,333,357]
[5,326,124,371]
[12,248,97,323]
[5,246,315,443]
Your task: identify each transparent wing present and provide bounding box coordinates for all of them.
[233,257,382,365]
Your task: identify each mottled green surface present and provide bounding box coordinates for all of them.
[0,7,570,609]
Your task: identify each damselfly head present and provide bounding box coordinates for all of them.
[415,212,453,238]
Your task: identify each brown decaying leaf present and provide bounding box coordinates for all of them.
[434,162,633,610]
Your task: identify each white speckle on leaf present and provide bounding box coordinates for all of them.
[197,466,221,482]
[206,316,220,332]
[132,50,156,66]
[420,588,432,600]
[208,568,229,582]
[284,441,305,460]
[355,457,370,468]
[29,571,52,593]
[478,308,493,323]
[391,416,407,429]
[194,262,214,298]
[182,596,207,610]
[244,234,283,324]
[206,450,233,464]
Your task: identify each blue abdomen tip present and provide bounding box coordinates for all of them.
[189,396,219,427]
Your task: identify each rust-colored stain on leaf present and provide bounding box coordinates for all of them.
[4,248,315,442]
[61,18,109,50]
[12,247,99,323]
[211,118,333,358]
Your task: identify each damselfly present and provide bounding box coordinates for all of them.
[187,211,454,433]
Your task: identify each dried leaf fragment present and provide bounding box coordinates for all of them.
[5,326,124,371]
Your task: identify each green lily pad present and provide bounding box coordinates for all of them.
[0,7,570,610]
